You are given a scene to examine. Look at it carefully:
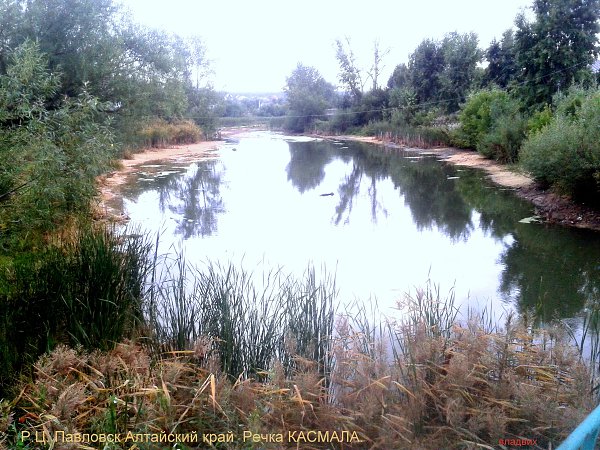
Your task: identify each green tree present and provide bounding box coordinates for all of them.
[186,86,224,139]
[284,63,334,132]
[18,0,121,97]
[485,29,518,88]
[514,0,600,108]
[335,38,364,104]
[0,41,114,237]
[439,32,482,112]
[0,0,25,74]
[408,38,445,106]
[1,0,210,146]
[387,63,411,89]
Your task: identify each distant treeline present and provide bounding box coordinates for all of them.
[282,0,600,205]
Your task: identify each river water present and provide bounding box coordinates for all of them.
[118,132,600,323]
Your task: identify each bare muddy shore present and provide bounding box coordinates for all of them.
[321,134,600,232]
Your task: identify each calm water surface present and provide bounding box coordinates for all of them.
[119,132,600,321]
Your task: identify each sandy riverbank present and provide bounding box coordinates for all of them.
[94,140,224,222]
[321,134,600,231]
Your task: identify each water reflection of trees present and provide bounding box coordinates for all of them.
[123,160,225,239]
[455,174,531,239]
[334,156,390,226]
[169,162,225,239]
[498,226,600,321]
[286,141,477,236]
[387,156,474,241]
[284,139,600,321]
[286,142,334,193]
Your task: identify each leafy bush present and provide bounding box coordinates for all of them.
[454,89,526,162]
[477,99,527,162]
[0,42,115,240]
[527,104,553,134]
[521,88,600,204]
[453,89,501,148]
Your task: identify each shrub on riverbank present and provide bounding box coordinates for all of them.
[454,89,527,162]
[521,87,600,205]
[1,283,594,449]
[0,42,116,243]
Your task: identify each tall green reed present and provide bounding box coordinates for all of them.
[0,225,152,395]
[146,256,337,380]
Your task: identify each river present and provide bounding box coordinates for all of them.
[116,131,600,324]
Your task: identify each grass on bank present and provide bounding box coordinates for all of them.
[134,120,203,151]
[0,225,152,393]
[0,234,598,449]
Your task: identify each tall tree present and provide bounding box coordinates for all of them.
[406,34,481,113]
[514,0,600,108]
[407,38,445,106]
[387,63,411,90]
[439,32,482,112]
[485,29,518,88]
[335,37,364,103]
[284,63,334,132]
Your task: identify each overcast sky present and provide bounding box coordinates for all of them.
[120,0,533,93]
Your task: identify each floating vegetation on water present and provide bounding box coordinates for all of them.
[519,215,544,224]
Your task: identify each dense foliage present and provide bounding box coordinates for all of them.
[284,63,335,132]
[514,0,600,109]
[0,0,220,245]
[521,87,600,203]
[455,89,526,162]
[0,42,115,238]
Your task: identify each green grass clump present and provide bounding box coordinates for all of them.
[147,259,336,380]
[0,226,151,396]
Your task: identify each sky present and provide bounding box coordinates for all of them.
[120,0,533,93]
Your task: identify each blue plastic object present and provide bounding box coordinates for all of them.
[557,404,600,450]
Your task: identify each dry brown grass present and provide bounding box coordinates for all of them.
[2,313,595,450]
[136,120,203,149]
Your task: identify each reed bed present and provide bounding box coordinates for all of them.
[1,268,596,449]
[146,258,336,380]
[376,128,451,149]
[0,225,152,395]
[135,120,203,149]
